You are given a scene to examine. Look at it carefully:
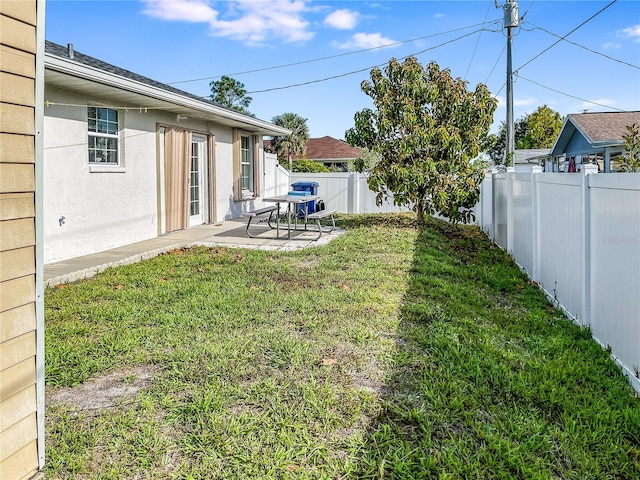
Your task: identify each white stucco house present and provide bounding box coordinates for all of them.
[43,41,290,264]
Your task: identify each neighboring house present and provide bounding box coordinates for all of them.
[547,111,640,173]
[513,149,550,172]
[43,41,290,264]
[293,136,362,172]
[1,0,45,478]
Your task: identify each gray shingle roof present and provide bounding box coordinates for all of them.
[45,40,240,116]
[551,111,640,155]
[570,111,640,143]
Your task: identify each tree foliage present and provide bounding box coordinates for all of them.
[527,105,563,148]
[620,123,640,173]
[209,76,253,116]
[487,105,563,164]
[291,159,330,173]
[345,57,497,224]
[270,112,310,171]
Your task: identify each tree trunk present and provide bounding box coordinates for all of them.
[416,206,425,225]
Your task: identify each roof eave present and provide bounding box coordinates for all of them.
[44,54,291,136]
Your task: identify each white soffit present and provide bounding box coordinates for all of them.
[44,54,290,136]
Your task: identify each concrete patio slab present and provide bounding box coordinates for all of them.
[44,219,343,286]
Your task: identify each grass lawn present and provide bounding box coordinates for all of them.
[44,214,640,479]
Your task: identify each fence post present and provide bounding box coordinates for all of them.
[530,166,542,281]
[581,163,598,327]
[506,167,515,254]
[354,172,360,214]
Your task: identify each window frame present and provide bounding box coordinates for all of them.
[87,107,121,168]
[233,129,260,200]
[240,134,254,194]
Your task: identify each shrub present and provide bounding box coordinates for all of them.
[290,158,330,173]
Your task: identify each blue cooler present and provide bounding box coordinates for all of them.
[291,181,319,216]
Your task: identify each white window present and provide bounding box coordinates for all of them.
[88,107,119,164]
[234,130,259,200]
[240,134,254,194]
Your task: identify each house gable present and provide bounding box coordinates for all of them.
[552,111,640,156]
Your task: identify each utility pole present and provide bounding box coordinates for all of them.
[500,0,519,167]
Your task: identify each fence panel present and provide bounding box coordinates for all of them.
[477,174,494,234]
[535,174,584,321]
[263,153,289,199]
[589,174,640,385]
[511,172,535,275]
[290,172,408,214]
[492,173,507,248]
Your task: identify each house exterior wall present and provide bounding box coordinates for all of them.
[43,84,259,263]
[0,0,43,478]
[565,131,594,155]
[43,85,162,264]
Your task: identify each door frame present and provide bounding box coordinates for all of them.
[189,134,206,227]
[157,125,214,234]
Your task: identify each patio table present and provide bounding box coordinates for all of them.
[262,194,321,239]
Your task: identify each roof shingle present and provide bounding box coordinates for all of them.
[295,136,362,160]
[570,111,640,143]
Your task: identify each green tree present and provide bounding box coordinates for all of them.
[209,76,253,115]
[346,57,497,224]
[270,113,310,171]
[620,123,640,172]
[488,105,563,164]
[527,105,563,148]
[352,148,382,172]
[291,159,330,173]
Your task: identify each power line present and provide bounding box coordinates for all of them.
[485,44,507,85]
[514,0,618,74]
[247,26,500,94]
[494,0,620,96]
[524,22,639,70]
[516,74,627,111]
[168,20,500,86]
[464,0,494,81]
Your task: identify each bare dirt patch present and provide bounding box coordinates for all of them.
[46,365,160,412]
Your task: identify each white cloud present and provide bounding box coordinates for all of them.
[433,13,445,19]
[336,32,396,50]
[141,0,314,45]
[620,24,640,42]
[324,9,359,30]
[514,97,538,107]
[142,0,217,22]
[602,41,620,50]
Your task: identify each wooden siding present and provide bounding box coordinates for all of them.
[0,0,40,478]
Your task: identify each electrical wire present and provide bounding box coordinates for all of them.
[493,0,620,96]
[524,23,639,70]
[485,44,507,85]
[168,20,500,85]
[519,0,536,21]
[514,0,618,74]
[247,26,500,94]
[515,74,627,111]
[464,0,494,81]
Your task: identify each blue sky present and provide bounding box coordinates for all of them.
[45,0,639,139]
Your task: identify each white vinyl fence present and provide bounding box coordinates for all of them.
[262,152,290,199]
[476,166,640,392]
[289,172,409,214]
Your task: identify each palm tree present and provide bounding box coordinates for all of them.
[270,113,310,171]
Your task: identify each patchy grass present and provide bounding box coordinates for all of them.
[45,213,640,479]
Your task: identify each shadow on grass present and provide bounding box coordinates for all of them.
[351,216,640,479]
